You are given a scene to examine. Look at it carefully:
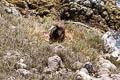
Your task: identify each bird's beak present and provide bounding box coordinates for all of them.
[48,26,56,31]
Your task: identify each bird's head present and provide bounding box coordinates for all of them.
[48,25,57,32]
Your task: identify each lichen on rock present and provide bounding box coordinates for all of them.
[60,0,120,31]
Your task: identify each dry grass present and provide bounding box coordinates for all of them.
[0,3,104,80]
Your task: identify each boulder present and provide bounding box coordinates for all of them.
[2,0,120,30]
[84,62,95,74]
[111,73,120,80]
[98,57,117,70]
[60,0,120,31]
[5,7,21,16]
[72,61,83,70]
[16,69,32,75]
[14,58,27,69]
[4,50,20,59]
[44,55,64,73]
[53,45,65,52]
[2,0,60,18]
[76,68,93,80]
[7,76,16,80]
[30,68,38,73]
[102,30,120,64]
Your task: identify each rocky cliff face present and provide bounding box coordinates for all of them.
[60,0,120,31]
[2,0,120,31]
[2,0,61,18]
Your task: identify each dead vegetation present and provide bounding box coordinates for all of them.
[0,4,105,80]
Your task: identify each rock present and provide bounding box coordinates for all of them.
[56,68,68,75]
[99,76,112,80]
[3,0,57,18]
[111,74,120,80]
[5,7,12,14]
[53,45,65,52]
[15,62,27,69]
[84,62,95,74]
[7,76,16,80]
[98,68,110,76]
[16,69,32,75]
[4,50,20,59]
[9,26,16,29]
[72,61,83,70]
[98,57,117,70]
[116,0,120,8]
[5,7,21,16]
[83,0,91,7]
[102,30,120,64]
[76,68,93,80]
[14,1,27,9]
[44,55,64,73]
[14,59,27,69]
[30,68,38,73]
[61,0,120,31]
[102,30,120,52]
[2,0,120,30]
[96,67,113,80]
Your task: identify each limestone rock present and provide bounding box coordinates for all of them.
[3,0,58,18]
[60,0,120,31]
[16,69,32,75]
[7,76,16,80]
[5,7,21,16]
[76,68,93,80]
[84,62,95,74]
[98,57,117,70]
[4,50,20,59]
[14,59,27,69]
[44,55,64,73]
[14,1,27,9]
[102,30,120,64]
[83,0,91,7]
[30,68,38,73]
[53,45,65,52]
[72,61,83,70]
[111,74,120,80]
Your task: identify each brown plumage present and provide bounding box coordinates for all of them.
[49,21,65,43]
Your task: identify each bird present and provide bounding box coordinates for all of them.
[49,21,65,43]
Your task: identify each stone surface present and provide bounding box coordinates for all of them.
[116,0,120,8]
[4,50,20,59]
[84,62,95,74]
[60,0,120,31]
[5,7,21,16]
[2,0,60,18]
[72,61,83,70]
[15,59,27,69]
[111,74,120,80]
[76,68,93,80]
[44,55,64,73]
[2,0,120,31]
[16,69,32,75]
[53,45,65,52]
[30,68,38,73]
[7,76,16,80]
[102,30,120,64]
[98,57,117,70]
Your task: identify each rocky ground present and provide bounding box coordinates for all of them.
[0,0,120,80]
